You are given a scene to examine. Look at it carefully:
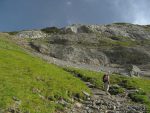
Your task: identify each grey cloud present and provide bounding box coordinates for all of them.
[0,0,150,31]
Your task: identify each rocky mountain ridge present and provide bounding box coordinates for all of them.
[63,23,150,39]
[13,23,150,77]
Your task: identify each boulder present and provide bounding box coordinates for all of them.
[16,30,46,39]
[127,65,141,76]
[82,91,90,97]
[75,102,82,108]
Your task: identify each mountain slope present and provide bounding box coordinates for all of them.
[0,33,90,113]
[0,28,150,113]
[14,23,150,76]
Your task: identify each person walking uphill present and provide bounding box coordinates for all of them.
[102,74,110,95]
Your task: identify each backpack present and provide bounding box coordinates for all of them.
[103,75,108,82]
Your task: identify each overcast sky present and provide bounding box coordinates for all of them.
[0,0,150,31]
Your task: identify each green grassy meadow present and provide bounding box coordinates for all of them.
[0,34,90,113]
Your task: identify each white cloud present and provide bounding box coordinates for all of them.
[133,10,149,25]
[126,0,150,25]
[113,0,150,25]
[131,1,150,25]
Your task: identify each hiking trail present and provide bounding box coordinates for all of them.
[66,81,145,113]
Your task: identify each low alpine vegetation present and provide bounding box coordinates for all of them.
[65,67,150,112]
[0,34,90,113]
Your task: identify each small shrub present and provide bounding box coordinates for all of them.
[110,36,121,41]
[128,88,148,104]
[41,27,61,34]
[119,80,137,89]
[109,85,125,95]
[137,89,147,95]
[8,31,19,35]
[55,104,65,111]
[79,25,92,33]
[113,22,129,25]
[128,93,149,104]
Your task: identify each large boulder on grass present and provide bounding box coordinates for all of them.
[127,65,141,77]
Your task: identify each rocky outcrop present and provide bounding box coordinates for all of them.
[62,23,150,40]
[127,65,141,77]
[14,23,150,76]
[29,33,110,66]
[16,30,46,39]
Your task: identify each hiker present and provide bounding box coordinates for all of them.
[102,74,110,94]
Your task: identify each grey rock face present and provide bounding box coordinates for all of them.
[63,24,150,40]
[16,30,46,39]
[29,33,110,66]
[127,65,141,76]
[15,23,150,76]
